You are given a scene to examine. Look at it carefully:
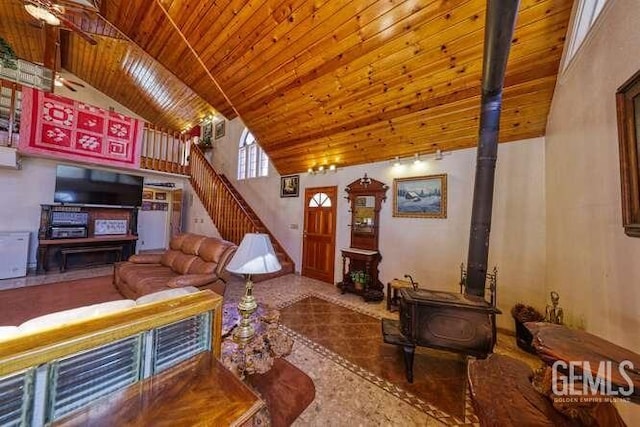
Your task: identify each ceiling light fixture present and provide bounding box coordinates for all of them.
[24,2,61,26]
[307,164,338,175]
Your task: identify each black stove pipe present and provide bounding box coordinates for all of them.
[465,0,520,297]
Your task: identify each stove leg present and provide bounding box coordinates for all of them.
[403,345,415,383]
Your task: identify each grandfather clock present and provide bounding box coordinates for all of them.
[337,174,388,301]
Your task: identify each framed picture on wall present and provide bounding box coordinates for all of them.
[616,69,640,237]
[201,121,213,143]
[280,174,300,198]
[393,174,447,218]
[215,120,226,139]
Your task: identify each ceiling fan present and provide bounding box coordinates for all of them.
[22,0,99,46]
[21,0,98,92]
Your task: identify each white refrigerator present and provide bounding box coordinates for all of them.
[0,232,30,279]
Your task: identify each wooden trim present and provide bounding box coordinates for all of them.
[0,291,222,376]
[616,69,640,237]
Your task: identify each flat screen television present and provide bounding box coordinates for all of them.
[54,165,144,207]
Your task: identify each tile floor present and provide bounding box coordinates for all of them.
[0,268,541,426]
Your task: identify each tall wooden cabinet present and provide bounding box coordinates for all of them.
[337,175,388,301]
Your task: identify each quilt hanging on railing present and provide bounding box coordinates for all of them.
[18,88,143,169]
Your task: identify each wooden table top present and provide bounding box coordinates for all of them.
[527,322,640,403]
[53,352,263,427]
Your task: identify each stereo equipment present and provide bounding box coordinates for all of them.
[50,227,87,239]
[51,211,89,226]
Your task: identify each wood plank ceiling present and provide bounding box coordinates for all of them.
[1,0,574,174]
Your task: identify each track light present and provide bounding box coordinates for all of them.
[413,153,422,164]
[392,156,402,167]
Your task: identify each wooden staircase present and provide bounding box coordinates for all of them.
[189,146,294,281]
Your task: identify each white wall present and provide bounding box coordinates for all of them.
[545,0,640,348]
[212,118,546,330]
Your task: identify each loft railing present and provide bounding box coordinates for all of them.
[141,125,191,175]
[0,79,21,147]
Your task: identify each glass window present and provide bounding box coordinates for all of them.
[308,192,332,208]
[238,128,269,180]
[563,0,608,70]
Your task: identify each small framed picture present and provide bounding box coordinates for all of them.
[214,120,226,139]
[201,121,213,142]
[142,190,153,200]
[280,174,300,198]
[155,192,167,200]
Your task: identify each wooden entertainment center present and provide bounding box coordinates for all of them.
[36,204,138,274]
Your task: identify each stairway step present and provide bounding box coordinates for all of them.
[252,261,295,283]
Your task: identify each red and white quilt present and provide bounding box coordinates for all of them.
[18,88,143,169]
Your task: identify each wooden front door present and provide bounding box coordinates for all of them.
[302,186,337,283]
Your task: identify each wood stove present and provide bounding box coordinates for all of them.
[382,267,500,383]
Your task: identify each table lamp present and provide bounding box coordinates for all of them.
[226,233,281,342]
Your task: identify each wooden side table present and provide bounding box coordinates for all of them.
[221,303,293,379]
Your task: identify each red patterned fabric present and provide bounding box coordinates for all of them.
[18,88,143,169]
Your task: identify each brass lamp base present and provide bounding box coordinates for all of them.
[234,276,257,342]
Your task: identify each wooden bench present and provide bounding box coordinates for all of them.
[59,245,123,272]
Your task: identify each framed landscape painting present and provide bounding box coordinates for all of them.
[393,174,447,218]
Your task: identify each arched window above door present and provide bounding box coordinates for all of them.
[238,128,269,180]
[308,192,332,208]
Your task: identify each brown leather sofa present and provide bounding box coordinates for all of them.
[114,233,237,299]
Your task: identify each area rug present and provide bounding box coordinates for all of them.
[278,294,478,426]
[0,276,122,326]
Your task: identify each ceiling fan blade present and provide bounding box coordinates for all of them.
[56,13,97,45]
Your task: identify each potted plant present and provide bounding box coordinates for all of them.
[350,270,368,291]
[511,302,545,354]
[0,37,18,70]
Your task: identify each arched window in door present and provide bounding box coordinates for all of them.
[238,128,269,180]
[308,192,332,208]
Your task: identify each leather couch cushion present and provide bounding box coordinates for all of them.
[20,300,136,333]
[135,287,199,305]
[169,233,189,250]
[199,238,234,263]
[180,234,207,255]
[160,250,181,268]
[169,253,199,274]
[187,258,217,274]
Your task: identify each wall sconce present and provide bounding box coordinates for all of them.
[307,164,337,175]
[392,156,402,167]
[413,153,422,164]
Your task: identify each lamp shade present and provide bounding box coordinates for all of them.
[226,233,281,275]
